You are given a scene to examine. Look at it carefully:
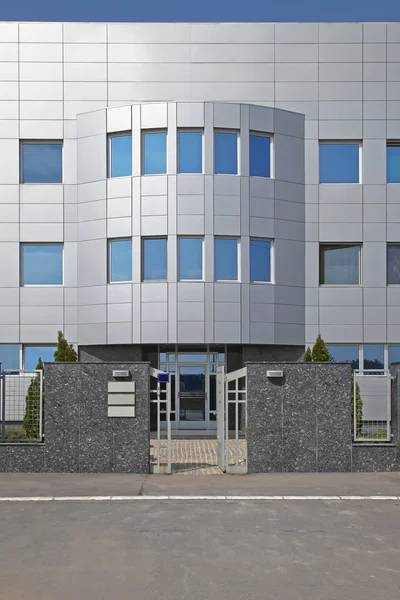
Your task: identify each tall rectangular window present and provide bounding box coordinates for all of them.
[109,239,132,282]
[109,133,132,178]
[364,344,384,370]
[21,244,63,285]
[178,131,202,174]
[387,244,400,284]
[215,238,238,281]
[179,238,203,280]
[0,345,20,370]
[142,131,167,175]
[142,238,167,281]
[24,346,56,370]
[250,133,271,178]
[389,346,400,369]
[250,239,272,282]
[320,244,361,285]
[20,141,62,183]
[214,131,238,175]
[319,142,360,183]
[387,143,400,183]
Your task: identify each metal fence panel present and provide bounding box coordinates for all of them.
[353,370,391,442]
[0,369,43,442]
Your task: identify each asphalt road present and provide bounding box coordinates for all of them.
[0,474,399,599]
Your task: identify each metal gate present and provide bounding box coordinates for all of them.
[216,366,247,474]
[149,368,171,473]
[353,369,391,442]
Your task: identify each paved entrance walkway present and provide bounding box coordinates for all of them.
[150,438,247,475]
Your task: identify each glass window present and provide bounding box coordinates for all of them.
[387,144,400,183]
[214,131,238,175]
[215,238,238,281]
[21,244,63,285]
[109,134,132,178]
[179,238,203,281]
[21,142,62,184]
[0,345,20,370]
[320,244,360,285]
[364,344,384,370]
[387,244,400,285]
[389,346,400,369]
[142,131,167,175]
[178,131,202,174]
[250,239,272,282]
[142,238,167,280]
[319,143,360,183]
[24,346,56,370]
[250,134,271,178]
[109,239,132,282]
[327,345,359,369]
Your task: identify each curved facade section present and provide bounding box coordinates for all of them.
[76,102,305,347]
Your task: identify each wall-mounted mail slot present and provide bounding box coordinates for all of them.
[108,381,135,393]
[107,380,136,417]
[112,370,130,378]
[267,370,284,378]
[108,406,136,418]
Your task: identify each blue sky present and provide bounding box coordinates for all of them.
[2,0,400,22]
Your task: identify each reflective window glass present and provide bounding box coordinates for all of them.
[142,238,167,280]
[214,131,238,175]
[327,345,359,369]
[110,134,132,178]
[0,345,20,370]
[21,244,63,285]
[319,143,360,183]
[320,244,360,285]
[387,244,400,285]
[250,134,271,178]
[24,346,56,370]
[143,131,167,175]
[364,344,384,370]
[215,238,238,281]
[177,354,207,363]
[179,238,203,280]
[21,142,62,184]
[109,239,132,282]
[178,131,202,173]
[250,239,271,282]
[388,346,400,368]
[387,144,400,183]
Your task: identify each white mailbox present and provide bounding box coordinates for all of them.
[267,370,284,378]
[107,380,136,417]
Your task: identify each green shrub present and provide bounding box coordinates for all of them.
[351,380,363,438]
[311,334,330,362]
[303,347,312,362]
[23,358,43,439]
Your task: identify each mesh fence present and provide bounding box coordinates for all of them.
[0,370,43,442]
[353,370,391,442]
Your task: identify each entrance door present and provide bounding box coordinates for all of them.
[178,365,207,429]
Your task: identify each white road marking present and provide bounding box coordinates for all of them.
[0,495,398,502]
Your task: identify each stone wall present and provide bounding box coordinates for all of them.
[78,345,143,363]
[0,362,150,473]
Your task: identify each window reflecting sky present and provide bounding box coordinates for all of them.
[110,134,132,177]
[178,131,202,173]
[110,239,132,282]
[214,132,238,175]
[179,238,203,280]
[321,245,360,285]
[143,132,167,175]
[387,244,400,284]
[143,238,167,280]
[327,345,359,369]
[24,346,56,370]
[0,345,20,370]
[319,143,359,183]
[250,135,270,178]
[22,245,63,285]
[21,143,62,184]
[364,344,384,370]
[389,346,400,367]
[215,238,238,280]
[250,239,271,282]
[387,146,400,183]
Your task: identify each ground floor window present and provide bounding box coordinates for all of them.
[327,343,400,372]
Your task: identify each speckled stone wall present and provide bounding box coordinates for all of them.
[0,362,150,473]
[246,362,353,473]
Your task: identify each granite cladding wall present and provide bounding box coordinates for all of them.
[0,362,150,473]
[247,362,400,473]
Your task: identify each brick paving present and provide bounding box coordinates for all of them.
[150,438,246,475]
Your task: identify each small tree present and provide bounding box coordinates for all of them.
[23,358,43,439]
[303,347,312,362]
[351,380,363,438]
[311,334,331,362]
[54,330,77,362]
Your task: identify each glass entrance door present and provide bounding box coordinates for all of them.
[178,365,207,429]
